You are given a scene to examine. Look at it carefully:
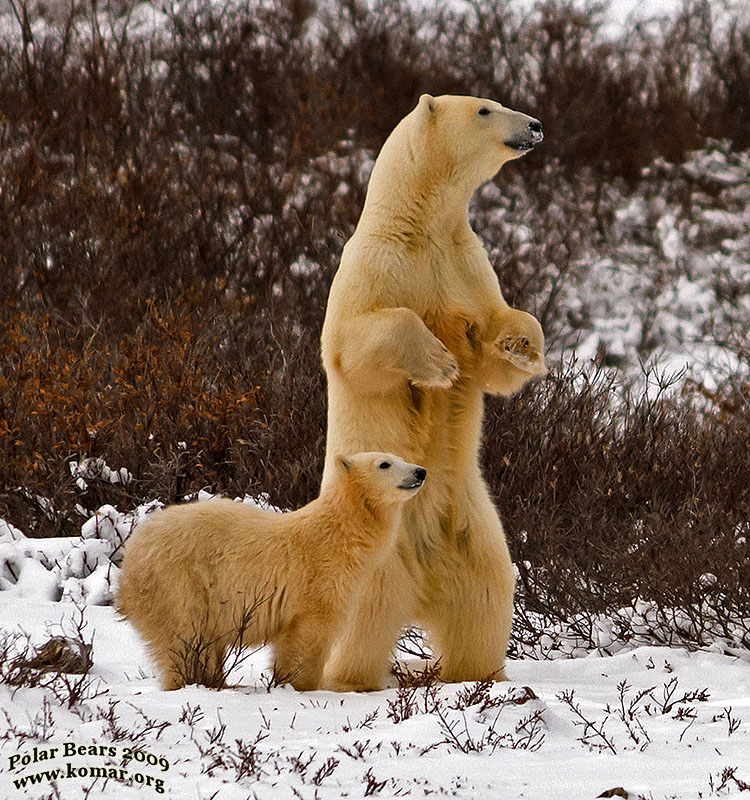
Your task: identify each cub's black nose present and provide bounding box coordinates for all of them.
[414,467,427,482]
[528,119,542,133]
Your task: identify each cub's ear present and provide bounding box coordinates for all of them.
[418,93,436,116]
[336,455,351,473]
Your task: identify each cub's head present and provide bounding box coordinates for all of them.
[412,93,542,187]
[335,452,426,506]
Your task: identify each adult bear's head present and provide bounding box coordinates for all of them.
[363,94,543,215]
[414,93,542,186]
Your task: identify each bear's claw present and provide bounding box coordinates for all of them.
[411,344,460,388]
[498,335,544,373]
[503,336,530,357]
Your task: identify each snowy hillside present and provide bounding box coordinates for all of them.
[2,506,749,799]
[1,592,749,799]
[560,145,750,390]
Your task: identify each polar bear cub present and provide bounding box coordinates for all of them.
[117,453,426,691]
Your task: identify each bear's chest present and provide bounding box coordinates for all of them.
[417,242,497,343]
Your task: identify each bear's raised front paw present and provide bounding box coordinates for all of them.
[496,335,545,374]
[411,342,460,389]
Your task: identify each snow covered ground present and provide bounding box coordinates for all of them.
[1,527,749,799]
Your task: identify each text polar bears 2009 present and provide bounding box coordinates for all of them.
[7,742,169,794]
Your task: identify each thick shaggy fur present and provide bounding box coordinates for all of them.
[117,453,425,691]
[320,94,547,691]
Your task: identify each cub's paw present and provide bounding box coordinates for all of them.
[411,341,460,389]
[495,334,545,375]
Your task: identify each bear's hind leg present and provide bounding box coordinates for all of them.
[419,493,515,683]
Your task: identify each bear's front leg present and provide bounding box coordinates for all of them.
[327,307,459,394]
[477,308,546,396]
[322,555,416,692]
[273,614,333,691]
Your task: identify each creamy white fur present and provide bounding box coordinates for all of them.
[320,94,546,691]
[118,452,425,691]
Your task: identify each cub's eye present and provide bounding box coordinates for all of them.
[477,107,492,116]
[379,461,391,470]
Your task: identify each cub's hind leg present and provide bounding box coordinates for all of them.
[150,626,228,690]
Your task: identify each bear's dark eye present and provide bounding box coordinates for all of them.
[478,107,492,116]
[379,461,391,470]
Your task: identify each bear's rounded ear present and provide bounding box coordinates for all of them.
[336,455,351,473]
[418,93,436,116]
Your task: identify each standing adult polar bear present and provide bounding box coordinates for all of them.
[320,94,546,691]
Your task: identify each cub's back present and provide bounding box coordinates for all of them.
[135,497,269,551]
[119,499,275,600]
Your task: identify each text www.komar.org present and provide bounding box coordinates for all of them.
[7,743,169,794]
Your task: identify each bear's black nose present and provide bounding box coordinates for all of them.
[528,119,542,133]
[414,467,427,483]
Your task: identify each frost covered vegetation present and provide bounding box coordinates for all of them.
[0,0,748,659]
[0,601,747,799]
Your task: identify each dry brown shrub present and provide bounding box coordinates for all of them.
[0,0,747,651]
[484,362,750,651]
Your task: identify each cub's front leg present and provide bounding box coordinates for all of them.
[326,307,459,394]
[478,308,546,396]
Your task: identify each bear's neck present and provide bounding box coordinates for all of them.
[317,483,401,555]
[358,142,480,243]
